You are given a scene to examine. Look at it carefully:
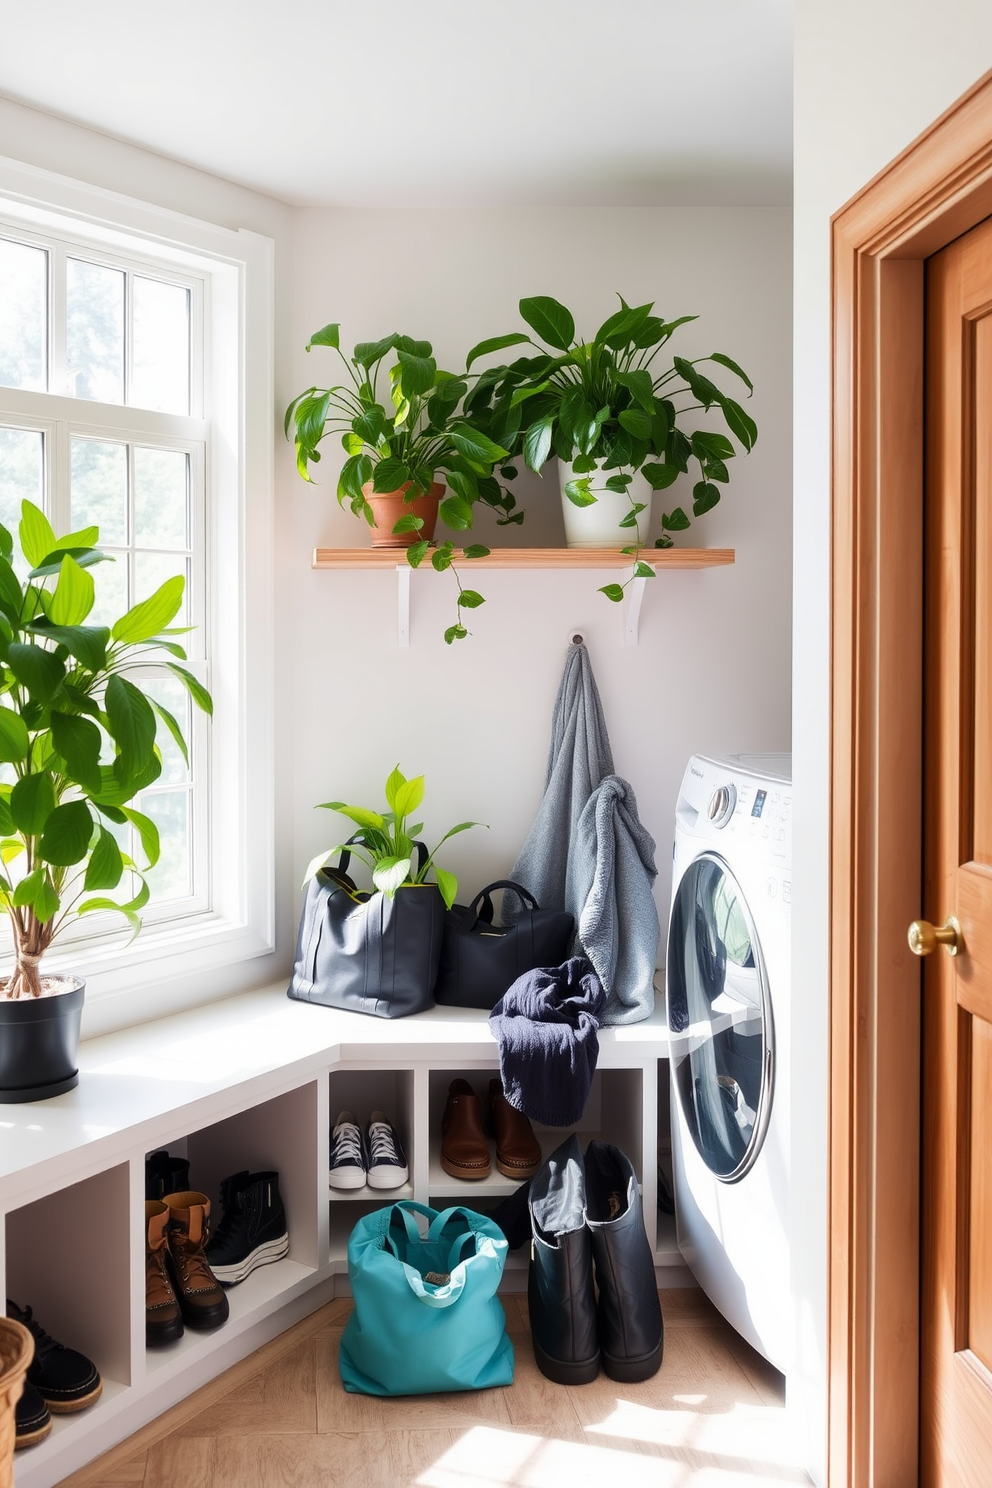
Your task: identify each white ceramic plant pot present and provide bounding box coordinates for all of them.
[558,462,652,548]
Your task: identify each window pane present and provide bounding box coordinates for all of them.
[135,550,189,628]
[132,277,189,414]
[140,790,191,902]
[0,239,47,391]
[71,437,128,546]
[67,258,124,403]
[134,447,189,549]
[0,427,44,536]
[143,675,190,786]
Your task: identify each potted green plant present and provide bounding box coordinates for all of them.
[464,294,757,566]
[0,500,212,1103]
[286,325,524,641]
[305,764,480,911]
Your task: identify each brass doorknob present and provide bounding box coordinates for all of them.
[908,917,962,957]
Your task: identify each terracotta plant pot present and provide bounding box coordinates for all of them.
[362,482,443,548]
[0,976,85,1103]
[0,1318,32,1483]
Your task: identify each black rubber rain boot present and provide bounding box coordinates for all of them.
[527,1134,600,1384]
[584,1141,664,1382]
[145,1149,190,1201]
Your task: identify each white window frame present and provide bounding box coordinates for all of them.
[0,155,275,1016]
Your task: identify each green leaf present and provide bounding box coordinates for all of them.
[0,557,23,619]
[306,322,340,350]
[662,507,692,531]
[38,800,93,866]
[564,478,597,508]
[338,453,374,502]
[353,334,397,367]
[49,554,95,626]
[598,583,625,603]
[112,575,185,643]
[371,457,411,493]
[167,664,213,716]
[28,546,111,580]
[121,805,160,869]
[13,866,59,921]
[443,624,468,644]
[693,482,721,516]
[53,525,99,552]
[519,296,575,351]
[391,775,425,820]
[604,475,632,494]
[721,397,758,452]
[641,462,681,491]
[372,856,412,896]
[7,643,64,703]
[76,896,141,938]
[319,802,386,832]
[691,430,735,462]
[709,352,754,391]
[351,405,386,444]
[50,711,103,792]
[105,675,157,766]
[19,501,56,569]
[84,825,125,890]
[396,349,437,397]
[434,866,458,910]
[596,299,653,347]
[439,496,473,531]
[449,425,509,467]
[618,408,654,439]
[10,772,56,834]
[523,416,555,473]
[465,332,531,369]
[406,540,430,568]
[26,621,110,672]
[463,544,490,559]
[392,514,423,535]
[431,547,453,573]
[633,561,656,579]
[458,590,485,610]
[0,709,29,764]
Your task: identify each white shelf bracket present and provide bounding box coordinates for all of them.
[624,573,647,647]
[396,564,411,647]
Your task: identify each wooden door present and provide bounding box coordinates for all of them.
[922,214,992,1486]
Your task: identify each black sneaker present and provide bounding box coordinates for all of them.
[366,1112,409,1190]
[204,1171,289,1286]
[14,1381,51,1449]
[145,1148,190,1201]
[7,1301,102,1414]
[328,1111,367,1190]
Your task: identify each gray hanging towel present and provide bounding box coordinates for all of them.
[572,775,659,1025]
[504,641,614,925]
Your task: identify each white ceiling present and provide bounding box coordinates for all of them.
[0,0,793,207]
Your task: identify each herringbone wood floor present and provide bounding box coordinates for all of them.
[56,1289,810,1487]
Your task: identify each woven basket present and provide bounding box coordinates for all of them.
[0,1318,33,1487]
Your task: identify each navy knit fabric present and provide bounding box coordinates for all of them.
[489,958,606,1127]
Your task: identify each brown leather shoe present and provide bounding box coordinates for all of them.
[440,1079,492,1180]
[163,1191,230,1331]
[146,1199,183,1346]
[489,1079,543,1179]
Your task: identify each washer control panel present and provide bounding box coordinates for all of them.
[707,783,737,827]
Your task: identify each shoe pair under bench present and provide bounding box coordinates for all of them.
[8,1299,101,1450]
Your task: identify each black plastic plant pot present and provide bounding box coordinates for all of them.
[0,977,85,1103]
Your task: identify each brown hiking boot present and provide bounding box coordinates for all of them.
[163,1191,229,1332]
[145,1199,183,1346]
[489,1079,543,1179]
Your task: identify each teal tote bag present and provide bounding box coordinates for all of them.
[339,1201,514,1396]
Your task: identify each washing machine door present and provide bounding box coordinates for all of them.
[667,853,773,1181]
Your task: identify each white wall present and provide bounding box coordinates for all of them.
[286,204,793,945]
[793,11,992,1484]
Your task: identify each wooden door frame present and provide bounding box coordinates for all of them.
[830,70,992,1487]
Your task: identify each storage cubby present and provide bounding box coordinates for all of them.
[327,1068,415,1201]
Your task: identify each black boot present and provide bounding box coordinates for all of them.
[204,1170,289,1285]
[584,1141,664,1382]
[527,1134,600,1385]
[145,1149,190,1201]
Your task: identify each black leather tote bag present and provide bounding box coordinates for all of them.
[434,879,574,1011]
[287,845,444,1019]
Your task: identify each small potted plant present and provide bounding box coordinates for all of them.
[286,325,524,641]
[0,500,212,1103]
[464,294,758,561]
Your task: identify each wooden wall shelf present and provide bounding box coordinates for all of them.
[313,546,735,570]
[311,547,735,646]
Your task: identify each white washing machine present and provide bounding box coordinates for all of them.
[665,752,792,1371]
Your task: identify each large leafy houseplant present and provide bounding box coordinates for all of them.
[305,765,481,911]
[0,500,212,1003]
[464,295,757,593]
[286,325,524,641]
